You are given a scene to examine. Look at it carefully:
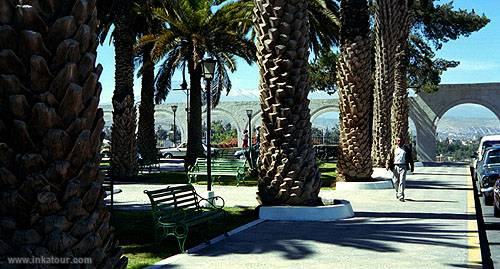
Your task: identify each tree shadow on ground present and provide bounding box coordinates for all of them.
[413,172,470,177]
[191,217,472,260]
[354,211,473,220]
[404,198,458,203]
[406,178,472,191]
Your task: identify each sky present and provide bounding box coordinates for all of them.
[96,0,500,119]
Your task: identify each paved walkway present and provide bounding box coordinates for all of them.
[144,166,481,269]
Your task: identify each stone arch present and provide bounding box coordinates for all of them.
[250,112,262,127]
[433,99,500,127]
[410,83,500,161]
[310,105,340,123]
[154,109,187,143]
[203,107,243,146]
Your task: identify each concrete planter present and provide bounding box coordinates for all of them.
[259,200,354,221]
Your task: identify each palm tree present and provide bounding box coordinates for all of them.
[254,0,322,206]
[336,0,373,181]
[391,1,412,144]
[0,1,126,267]
[135,1,162,164]
[137,44,158,163]
[371,0,407,167]
[111,0,139,179]
[137,0,255,168]
[391,1,489,146]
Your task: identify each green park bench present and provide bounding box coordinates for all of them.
[99,164,122,208]
[143,184,226,252]
[187,158,248,186]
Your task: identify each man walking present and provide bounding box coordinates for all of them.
[386,136,414,202]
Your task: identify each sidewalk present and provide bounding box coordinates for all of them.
[149,166,481,269]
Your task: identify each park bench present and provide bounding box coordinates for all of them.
[99,164,122,208]
[143,184,226,252]
[187,158,248,186]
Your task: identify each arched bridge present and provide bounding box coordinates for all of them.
[101,83,500,161]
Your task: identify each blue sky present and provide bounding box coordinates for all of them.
[96,0,499,119]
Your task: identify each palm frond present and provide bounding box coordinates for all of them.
[154,47,183,104]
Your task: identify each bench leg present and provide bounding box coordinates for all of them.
[174,225,189,253]
[177,235,188,253]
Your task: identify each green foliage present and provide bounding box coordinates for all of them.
[407,35,459,92]
[308,0,341,56]
[309,49,339,94]
[136,0,256,105]
[413,2,490,50]
[209,120,237,144]
[307,2,489,96]
[312,125,340,145]
[437,139,479,162]
[155,125,169,141]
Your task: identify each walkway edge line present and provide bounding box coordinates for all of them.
[146,219,266,268]
[467,174,481,267]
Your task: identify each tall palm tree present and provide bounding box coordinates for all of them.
[391,1,489,146]
[135,1,162,164]
[336,0,373,181]
[391,1,412,144]
[136,43,158,163]
[254,0,322,206]
[0,1,126,267]
[111,0,139,178]
[137,0,256,168]
[371,0,407,167]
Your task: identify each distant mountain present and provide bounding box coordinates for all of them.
[437,117,500,140]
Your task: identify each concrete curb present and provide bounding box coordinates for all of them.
[146,219,266,268]
[259,200,354,221]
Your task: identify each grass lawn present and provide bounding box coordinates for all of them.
[122,161,337,189]
[318,162,337,189]
[111,207,257,269]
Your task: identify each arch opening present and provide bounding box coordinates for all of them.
[311,111,340,145]
[435,103,500,162]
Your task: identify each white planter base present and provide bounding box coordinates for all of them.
[259,200,354,221]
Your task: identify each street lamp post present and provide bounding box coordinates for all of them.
[172,64,189,140]
[201,58,217,193]
[246,109,253,161]
[171,105,178,146]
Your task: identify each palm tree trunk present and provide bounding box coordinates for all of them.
[137,44,157,163]
[111,0,138,178]
[0,1,126,267]
[336,0,373,181]
[254,0,321,206]
[185,56,204,169]
[392,1,412,144]
[372,0,405,167]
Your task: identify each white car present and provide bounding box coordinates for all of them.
[473,134,500,173]
[159,143,217,158]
